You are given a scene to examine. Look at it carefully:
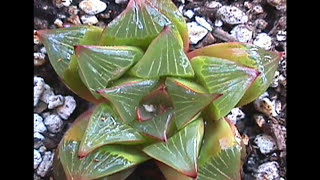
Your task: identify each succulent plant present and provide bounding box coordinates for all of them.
[36,0,281,179]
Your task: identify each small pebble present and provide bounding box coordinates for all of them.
[68,5,80,15]
[183,9,194,19]
[230,25,253,43]
[44,114,64,133]
[54,19,64,28]
[48,95,65,109]
[34,114,47,133]
[80,15,99,25]
[178,5,184,14]
[40,84,55,104]
[244,1,253,9]
[267,0,283,7]
[276,30,286,41]
[214,19,223,27]
[37,151,55,177]
[279,59,286,72]
[38,146,47,154]
[62,0,72,7]
[226,108,245,124]
[56,96,76,120]
[254,114,266,128]
[67,15,82,25]
[79,0,107,15]
[34,52,46,67]
[34,132,45,148]
[255,19,268,30]
[34,77,45,107]
[40,47,47,54]
[270,70,280,88]
[253,33,272,50]
[187,22,208,44]
[34,174,41,180]
[195,16,212,31]
[254,161,280,180]
[254,134,277,154]
[34,149,42,169]
[278,74,286,87]
[42,112,52,119]
[34,101,48,114]
[273,100,282,115]
[34,30,40,44]
[254,96,277,116]
[55,0,72,8]
[253,5,264,14]
[205,1,222,9]
[115,0,128,4]
[216,6,248,25]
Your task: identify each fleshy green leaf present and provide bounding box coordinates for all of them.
[188,42,281,106]
[197,118,242,180]
[60,142,149,180]
[79,103,146,157]
[53,150,136,180]
[37,26,103,78]
[148,0,189,51]
[58,107,149,180]
[198,146,242,180]
[130,26,194,78]
[97,167,136,180]
[64,55,105,104]
[75,45,144,98]
[165,77,221,129]
[143,118,204,178]
[98,78,158,123]
[198,118,240,165]
[99,0,172,50]
[191,56,259,120]
[156,162,194,180]
[131,110,175,141]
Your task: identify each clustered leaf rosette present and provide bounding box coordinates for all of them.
[37,0,282,179]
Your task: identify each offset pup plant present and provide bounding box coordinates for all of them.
[37,0,281,179]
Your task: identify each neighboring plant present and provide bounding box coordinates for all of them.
[37,0,281,179]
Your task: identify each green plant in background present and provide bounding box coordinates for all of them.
[37,0,281,179]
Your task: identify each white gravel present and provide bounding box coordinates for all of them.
[254,95,278,116]
[230,25,253,43]
[34,149,42,169]
[270,70,280,88]
[227,108,245,124]
[48,95,64,109]
[40,84,54,104]
[34,76,45,107]
[216,6,248,25]
[80,15,99,25]
[34,114,47,133]
[187,22,208,44]
[254,161,280,180]
[115,0,128,4]
[79,0,107,15]
[195,16,212,31]
[276,30,286,41]
[36,151,55,177]
[205,1,222,9]
[56,96,76,120]
[44,114,64,133]
[253,33,272,50]
[183,9,194,19]
[254,134,277,154]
